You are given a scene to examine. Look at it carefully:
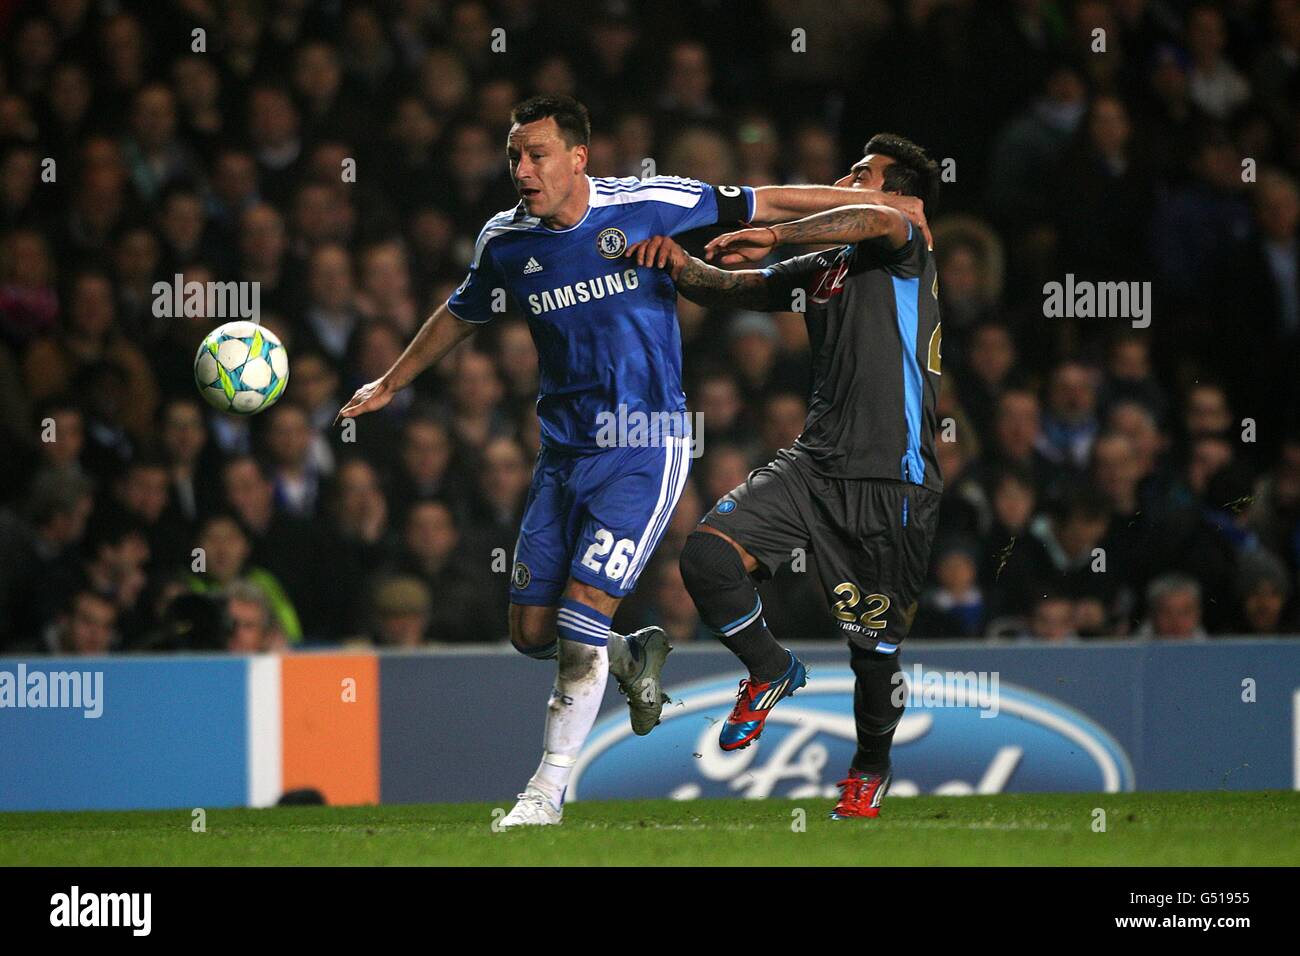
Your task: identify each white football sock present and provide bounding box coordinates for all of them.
[529,640,609,806]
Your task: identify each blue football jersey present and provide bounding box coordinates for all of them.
[448,175,755,452]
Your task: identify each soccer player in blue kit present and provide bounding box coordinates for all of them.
[338,95,928,826]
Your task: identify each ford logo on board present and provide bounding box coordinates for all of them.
[570,666,1134,801]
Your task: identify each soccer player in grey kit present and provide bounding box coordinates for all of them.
[627,134,943,820]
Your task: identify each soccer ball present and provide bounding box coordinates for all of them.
[194,321,289,415]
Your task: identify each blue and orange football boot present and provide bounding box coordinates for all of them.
[830,769,892,820]
[718,651,807,751]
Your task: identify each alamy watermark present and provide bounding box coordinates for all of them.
[152,274,260,320]
[595,404,705,458]
[0,663,103,718]
[49,886,150,936]
[892,664,1000,718]
[1043,274,1150,328]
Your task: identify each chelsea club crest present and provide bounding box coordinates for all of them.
[596,227,627,259]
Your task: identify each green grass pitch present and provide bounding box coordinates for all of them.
[3,791,1296,866]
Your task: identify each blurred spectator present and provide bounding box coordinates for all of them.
[0,471,93,647]
[28,398,88,490]
[494,319,539,414]
[727,312,780,403]
[1037,360,1100,471]
[1217,169,1300,440]
[1232,549,1295,634]
[220,454,321,636]
[699,445,752,509]
[932,216,1005,337]
[1150,130,1252,300]
[691,367,751,451]
[1,228,59,348]
[446,348,509,450]
[45,589,117,656]
[390,499,497,643]
[1024,592,1079,642]
[237,202,305,319]
[158,397,217,526]
[287,347,342,436]
[368,575,433,648]
[657,40,719,127]
[1097,331,1167,424]
[81,509,150,638]
[389,414,464,517]
[995,490,1123,628]
[987,65,1087,229]
[1248,433,1300,569]
[314,457,392,641]
[758,392,806,459]
[1183,381,1234,440]
[970,388,1060,496]
[300,244,361,364]
[263,403,323,518]
[914,538,986,638]
[223,579,288,654]
[188,513,302,643]
[23,268,159,442]
[1137,573,1208,639]
[955,322,1018,448]
[121,83,199,203]
[1184,4,1250,121]
[1054,93,1156,278]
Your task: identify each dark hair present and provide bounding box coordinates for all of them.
[221,453,275,487]
[198,509,247,537]
[990,463,1037,495]
[26,472,94,527]
[864,133,940,211]
[1053,489,1111,525]
[84,508,147,556]
[124,447,171,472]
[510,94,591,148]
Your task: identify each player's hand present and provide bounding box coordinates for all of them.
[335,377,395,426]
[877,194,933,249]
[626,236,688,280]
[703,227,777,266]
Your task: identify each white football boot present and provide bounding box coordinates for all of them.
[608,626,673,736]
[498,787,563,829]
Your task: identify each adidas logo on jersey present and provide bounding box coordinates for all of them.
[523,257,543,275]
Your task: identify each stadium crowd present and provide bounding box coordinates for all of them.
[1,0,1299,653]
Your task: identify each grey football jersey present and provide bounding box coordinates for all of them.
[760,225,943,491]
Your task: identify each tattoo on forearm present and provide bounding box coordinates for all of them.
[777,205,892,245]
[676,258,773,310]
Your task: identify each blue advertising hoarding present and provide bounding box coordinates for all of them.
[1,640,1296,811]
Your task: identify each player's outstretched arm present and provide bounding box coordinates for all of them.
[704,204,910,265]
[626,236,775,311]
[334,302,476,425]
[751,185,929,247]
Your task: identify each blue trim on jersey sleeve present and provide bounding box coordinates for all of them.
[892,275,925,485]
[743,186,756,222]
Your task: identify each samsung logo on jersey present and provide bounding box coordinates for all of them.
[527,268,640,316]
